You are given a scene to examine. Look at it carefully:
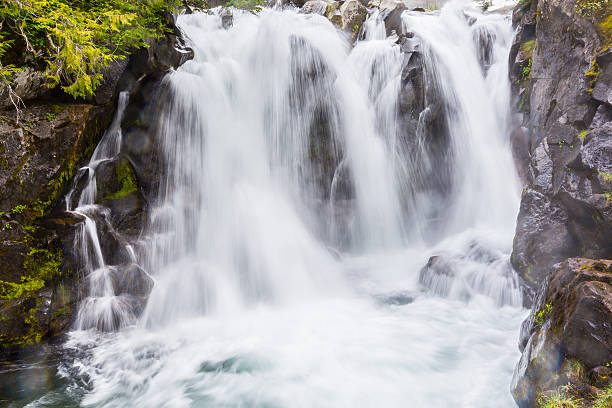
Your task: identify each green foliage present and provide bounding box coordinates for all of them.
[225,0,265,14]
[593,384,612,408]
[523,58,532,80]
[480,0,492,11]
[0,0,183,99]
[534,303,552,328]
[599,171,612,183]
[10,204,26,214]
[537,386,582,408]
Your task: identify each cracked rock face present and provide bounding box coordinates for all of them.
[509,0,612,293]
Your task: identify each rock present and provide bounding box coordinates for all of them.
[300,0,334,15]
[418,255,456,297]
[592,49,612,106]
[0,68,53,109]
[0,20,192,359]
[511,258,612,408]
[111,263,154,299]
[93,156,147,238]
[511,187,575,291]
[328,0,367,40]
[509,0,612,292]
[221,8,233,29]
[590,365,612,389]
[379,0,407,37]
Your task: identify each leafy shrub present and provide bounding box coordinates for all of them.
[592,384,612,408]
[0,0,189,99]
[537,386,583,408]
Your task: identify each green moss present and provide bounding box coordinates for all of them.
[10,204,26,214]
[23,248,62,281]
[600,15,612,49]
[352,24,360,41]
[0,248,62,301]
[593,384,612,408]
[534,303,553,328]
[578,130,588,141]
[520,40,535,57]
[586,58,600,90]
[598,171,612,183]
[50,105,65,115]
[575,0,610,19]
[0,276,45,300]
[106,161,138,200]
[523,58,532,80]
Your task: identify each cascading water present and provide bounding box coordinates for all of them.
[27,1,528,406]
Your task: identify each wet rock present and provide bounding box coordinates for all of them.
[376,291,414,305]
[0,15,192,358]
[511,258,612,408]
[300,0,333,15]
[93,156,147,238]
[509,0,612,292]
[221,8,233,29]
[111,264,154,299]
[0,102,113,356]
[378,0,408,37]
[511,187,575,290]
[418,255,456,297]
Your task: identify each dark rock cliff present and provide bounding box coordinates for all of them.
[0,19,192,359]
[509,0,611,405]
[509,0,612,294]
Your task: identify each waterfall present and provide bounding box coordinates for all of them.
[47,1,528,407]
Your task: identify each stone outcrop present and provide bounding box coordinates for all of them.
[509,1,612,404]
[0,17,192,359]
[509,0,612,293]
[511,258,612,407]
[0,98,114,357]
[300,0,367,41]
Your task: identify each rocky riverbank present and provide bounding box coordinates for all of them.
[0,14,192,359]
[508,0,611,404]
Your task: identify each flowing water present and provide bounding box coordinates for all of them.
[18,1,529,406]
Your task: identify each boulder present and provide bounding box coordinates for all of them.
[0,68,53,109]
[511,258,612,408]
[300,0,334,15]
[379,0,408,37]
[511,187,575,291]
[328,0,367,40]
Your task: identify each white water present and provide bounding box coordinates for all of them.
[32,1,528,407]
